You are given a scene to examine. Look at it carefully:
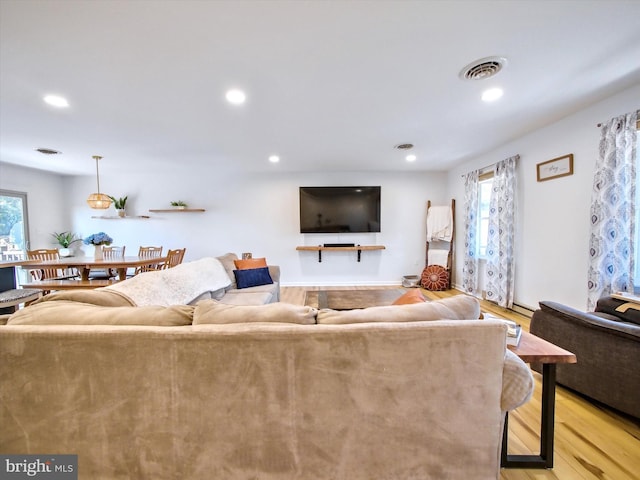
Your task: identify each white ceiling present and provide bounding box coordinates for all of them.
[1,0,639,176]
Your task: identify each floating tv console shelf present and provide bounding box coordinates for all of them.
[296,245,385,263]
[148,209,205,213]
[91,215,150,219]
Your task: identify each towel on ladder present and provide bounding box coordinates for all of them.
[427,205,453,242]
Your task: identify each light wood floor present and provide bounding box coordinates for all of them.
[280,286,640,480]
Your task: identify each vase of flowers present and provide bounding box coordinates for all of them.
[83,232,113,260]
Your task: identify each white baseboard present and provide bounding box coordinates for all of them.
[282,281,403,287]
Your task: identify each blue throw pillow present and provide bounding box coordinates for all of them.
[233,267,274,289]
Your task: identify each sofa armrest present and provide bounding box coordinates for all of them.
[535,301,640,340]
[531,300,640,418]
[268,265,280,284]
[501,350,534,411]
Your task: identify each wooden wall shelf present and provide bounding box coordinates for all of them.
[148,209,205,213]
[296,245,385,263]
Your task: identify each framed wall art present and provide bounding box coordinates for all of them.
[537,154,574,182]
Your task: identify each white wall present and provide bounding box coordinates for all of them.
[0,162,69,250]
[5,83,637,303]
[63,170,447,286]
[447,84,640,311]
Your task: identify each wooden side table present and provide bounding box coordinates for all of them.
[502,331,577,469]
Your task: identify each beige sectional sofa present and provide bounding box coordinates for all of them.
[0,260,533,480]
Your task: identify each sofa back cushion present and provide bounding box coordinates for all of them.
[194,300,317,325]
[6,301,194,326]
[317,295,480,325]
[217,252,239,289]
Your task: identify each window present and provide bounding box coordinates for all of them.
[477,173,494,258]
[0,190,30,263]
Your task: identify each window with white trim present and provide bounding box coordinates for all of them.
[477,173,494,258]
[0,190,30,285]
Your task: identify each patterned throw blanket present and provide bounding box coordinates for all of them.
[103,257,231,306]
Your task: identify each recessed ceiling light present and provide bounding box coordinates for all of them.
[406,154,417,162]
[43,95,69,107]
[225,89,246,105]
[481,87,503,102]
[268,155,280,163]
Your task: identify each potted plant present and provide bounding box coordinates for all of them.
[170,200,188,210]
[51,231,81,257]
[108,195,128,217]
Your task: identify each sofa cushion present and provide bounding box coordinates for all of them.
[6,301,194,326]
[219,291,274,305]
[317,295,480,325]
[392,288,426,305]
[234,257,267,269]
[233,267,273,289]
[193,299,317,325]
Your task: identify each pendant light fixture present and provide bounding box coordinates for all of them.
[86,155,112,209]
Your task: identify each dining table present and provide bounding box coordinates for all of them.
[21,255,167,282]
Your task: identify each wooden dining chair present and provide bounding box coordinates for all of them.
[134,246,163,274]
[26,248,78,281]
[103,245,126,259]
[90,246,126,279]
[160,248,186,270]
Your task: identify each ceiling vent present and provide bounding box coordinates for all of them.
[459,56,507,80]
[394,143,414,150]
[35,148,61,155]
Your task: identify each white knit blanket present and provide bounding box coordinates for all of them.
[103,257,231,306]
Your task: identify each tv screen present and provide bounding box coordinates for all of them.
[299,186,381,233]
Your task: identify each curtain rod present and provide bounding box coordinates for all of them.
[460,154,520,178]
[597,110,640,127]
[459,162,498,178]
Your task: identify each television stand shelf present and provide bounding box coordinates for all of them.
[296,245,385,263]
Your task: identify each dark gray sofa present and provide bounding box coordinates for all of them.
[530,297,640,419]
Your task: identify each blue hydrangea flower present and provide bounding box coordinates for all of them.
[83,232,113,246]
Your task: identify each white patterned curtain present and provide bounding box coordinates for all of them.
[587,111,638,310]
[485,155,518,308]
[462,170,479,295]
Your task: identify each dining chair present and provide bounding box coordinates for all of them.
[26,248,78,281]
[160,248,186,270]
[134,246,163,274]
[90,246,126,279]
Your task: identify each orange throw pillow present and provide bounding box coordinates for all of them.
[392,289,426,305]
[234,257,267,270]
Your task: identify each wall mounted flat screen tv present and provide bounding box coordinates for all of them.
[299,186,381,233]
